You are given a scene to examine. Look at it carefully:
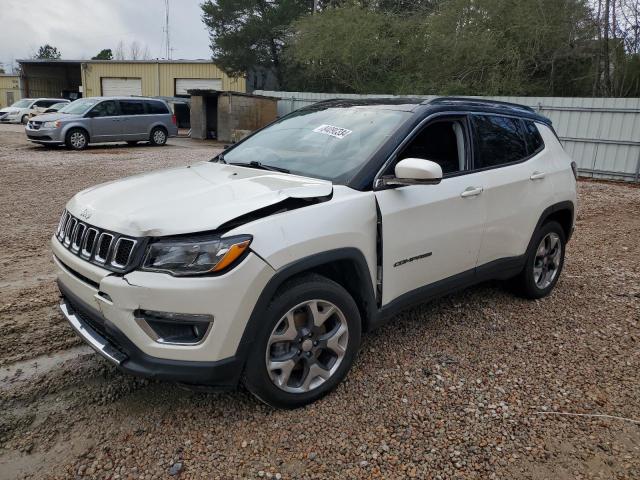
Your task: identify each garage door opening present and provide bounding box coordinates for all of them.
[101,77,142,96]
[175,78,222,97]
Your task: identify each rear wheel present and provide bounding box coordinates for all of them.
[514,221,566,299]
[65,128,89,151]
[149,127,167,146]
[243,275,361,409]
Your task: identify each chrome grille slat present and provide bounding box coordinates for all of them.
[54,210,140,272]
[95,233,114,264]
[81,228,98,258]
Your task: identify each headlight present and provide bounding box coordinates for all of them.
[43,121,61,128]
[141,234,252,276]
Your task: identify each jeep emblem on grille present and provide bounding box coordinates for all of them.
[79,208,92,220]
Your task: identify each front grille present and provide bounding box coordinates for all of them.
[28,121,42,130]
[55,210,143,273]
[28,134,52,140]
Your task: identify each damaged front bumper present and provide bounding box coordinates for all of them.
[51,235,275,387]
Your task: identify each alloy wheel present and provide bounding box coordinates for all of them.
[533,232,562,289]
[70,132,86,149]
[265,299,349,394]
[153,130,166,144]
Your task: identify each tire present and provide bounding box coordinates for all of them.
[149,127,168,146]
[243,274,361,409]
[21,115,29,125]
[65,128,89,151]
[513,220,566,299]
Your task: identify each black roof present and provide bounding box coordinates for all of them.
[305,96,550,125]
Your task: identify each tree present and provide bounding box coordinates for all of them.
[286,7,413,92]
[287,0,599,96]
[34,44,61,59]
[113,41,151,60]
[92,49,113,60]
[201,0,312,89]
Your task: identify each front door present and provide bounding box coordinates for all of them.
[87,100,121,141]
[374,116,487,306]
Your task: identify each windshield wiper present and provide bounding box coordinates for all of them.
[230,161,290,174]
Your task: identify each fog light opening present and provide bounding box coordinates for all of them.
[135,310,213,345]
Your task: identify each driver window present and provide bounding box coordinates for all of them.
[399,119,467,175]
[90,100,118,117]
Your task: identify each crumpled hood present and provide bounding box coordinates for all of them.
[66,162,333,237]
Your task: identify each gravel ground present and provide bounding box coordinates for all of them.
[0,123,638,479]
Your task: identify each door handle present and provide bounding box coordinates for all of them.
[460,186,483,198]
[530,171,546,180]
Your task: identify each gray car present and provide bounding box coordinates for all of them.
[25,97,178,150]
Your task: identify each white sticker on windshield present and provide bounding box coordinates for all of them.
[313,124,353,139]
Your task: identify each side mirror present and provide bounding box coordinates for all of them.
[85,110,98,118]
[377,158,443,189]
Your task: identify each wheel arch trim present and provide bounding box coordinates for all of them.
[236,248,376,368]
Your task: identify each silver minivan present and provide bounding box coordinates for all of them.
[25,97,178,150]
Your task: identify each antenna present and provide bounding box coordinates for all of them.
[164,0,171,60]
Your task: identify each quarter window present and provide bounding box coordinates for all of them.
[472,115,528,169]
[146,101,170,114]
[119,101,145,116]
[522,120,544,155]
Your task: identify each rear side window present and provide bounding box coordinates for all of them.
[522,120,545,155]
[146,101,170,114]
[119,101,145,115]
[472,115,528,169]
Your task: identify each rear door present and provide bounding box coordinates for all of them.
[470,115,557,266]
[86,100,121,141]
[117,100,147,140]
[375,115,487,305]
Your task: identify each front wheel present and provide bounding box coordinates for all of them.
[65,128,89,150]
[149,127,167,146]
[513,221,566,299]
[21,115,29,125]
[243,275,361,409]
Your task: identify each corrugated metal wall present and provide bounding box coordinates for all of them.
[83,62,245,98]
[255,91,640,182]
[0,75,21,108]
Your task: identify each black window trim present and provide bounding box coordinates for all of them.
[520,118,546,157]
[467,112,547,174]
[373,111,475,189]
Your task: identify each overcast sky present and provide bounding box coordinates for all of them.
[0,0,212,72]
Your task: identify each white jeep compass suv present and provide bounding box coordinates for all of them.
[53,97,577,408]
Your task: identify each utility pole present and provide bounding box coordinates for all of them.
[164,0,171,60]
[313,0,318,14]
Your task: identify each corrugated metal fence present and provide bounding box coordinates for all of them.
[254,91,640,183]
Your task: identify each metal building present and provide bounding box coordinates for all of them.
[16,59,246,100]
[0,75,22,108]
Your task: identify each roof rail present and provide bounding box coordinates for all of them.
[426,97,536,113]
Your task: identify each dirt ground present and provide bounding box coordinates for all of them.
[0,123,638,480]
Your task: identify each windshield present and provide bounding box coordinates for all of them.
[221,106,411,183]
[58,98,99,115]
[12,99,32,108]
